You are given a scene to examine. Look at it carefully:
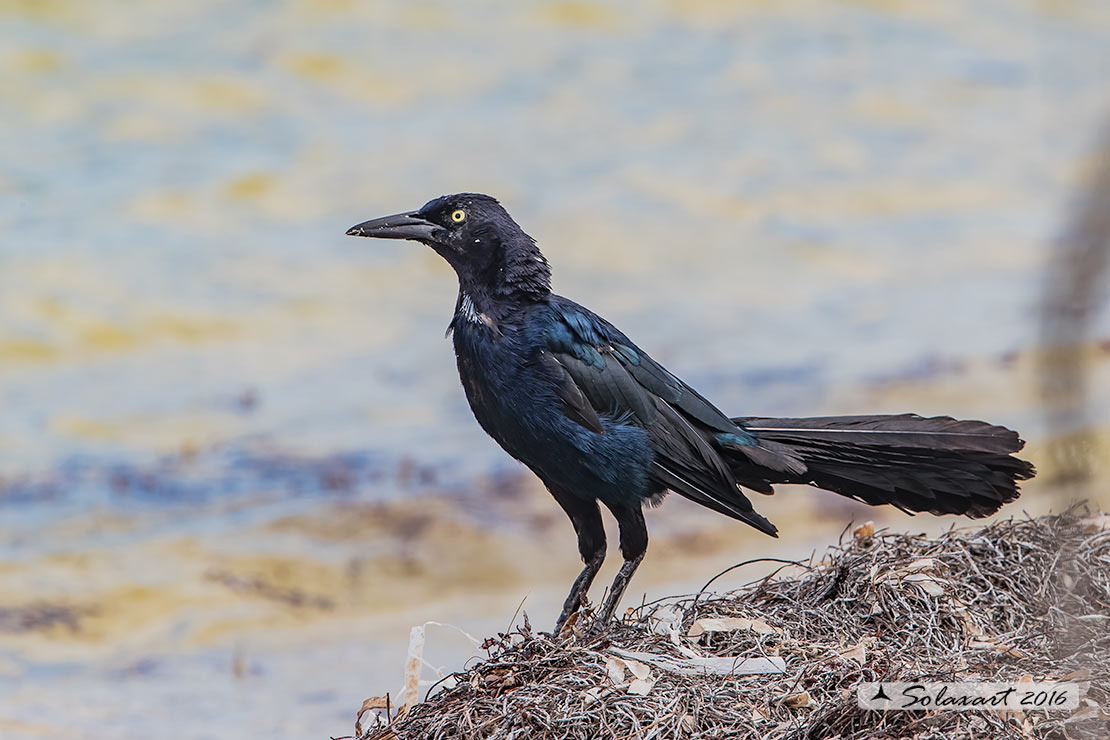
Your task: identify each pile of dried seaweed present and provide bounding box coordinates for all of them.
[356,512,1109,740]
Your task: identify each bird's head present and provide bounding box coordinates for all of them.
[347,193,551,300]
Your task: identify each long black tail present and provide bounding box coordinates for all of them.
[728,414,1035,517]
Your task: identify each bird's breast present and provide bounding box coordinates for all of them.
[451,322,570,454]
[453,329,531,423]
[450,323,656,506]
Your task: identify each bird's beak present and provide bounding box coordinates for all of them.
[345,211,439,241]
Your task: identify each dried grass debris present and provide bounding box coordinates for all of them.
[356,511,1110,740]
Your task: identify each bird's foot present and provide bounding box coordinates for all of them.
[583,618,611,639]
[551,601,590,637]
[552,603,620,641]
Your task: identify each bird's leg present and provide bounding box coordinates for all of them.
[553,551,604,634]
[597,550,645,625]
[548,486,606,634]
[596,503,648,628]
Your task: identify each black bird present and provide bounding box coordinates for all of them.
[347,193,1035,633]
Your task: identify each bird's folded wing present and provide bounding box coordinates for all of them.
[542,299,779,534]
[535,350,605,435]
[546,298,741,432]
[544,302,722,460]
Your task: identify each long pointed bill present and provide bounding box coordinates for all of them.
[345,211,439,241]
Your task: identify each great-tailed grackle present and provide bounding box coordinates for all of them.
[347,193,1035,633]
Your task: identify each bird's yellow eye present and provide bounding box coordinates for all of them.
[451,209,466,223]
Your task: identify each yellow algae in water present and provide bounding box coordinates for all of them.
[769,181,1012,220]
[0,337,59,363]
[399,4,449,30]
[209,555,343,595]
[0,0,77,21]
[840,0,918,13]
[192,77,267,114]
[97,73,267,118]
[33,299,140,353]
[79,323,138,352]
[791,244,888,282]
[0,720,63,736]
[313,0,357,9]
[50,415,119,441]
[129,189,193,222]
[284,52,349,83]
[224,172,275,201]
[662,0,772,22]
[4,302,239,366]
[75,586,191,644]
[267,501,448,543]
[264,502,532,598]
[147,314,239,343]
[11,48,65,74]
[34,296,70,320]
[851,92,928,127]
[281,52,408,105]
[622,174,754,222]
[105,111,181,143]
[187,556,346,641]
[856,182,1010,216]
[540,1,620,28]
[16,86,83,126]
[73,310,234,352]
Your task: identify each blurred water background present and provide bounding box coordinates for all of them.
[2,1,1110,738]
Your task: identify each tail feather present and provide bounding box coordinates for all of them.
[740,414,1023,453]
[726,414,1035,518]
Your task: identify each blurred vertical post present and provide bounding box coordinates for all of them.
[1039,121,1110,700]
[1039,123,1110,506]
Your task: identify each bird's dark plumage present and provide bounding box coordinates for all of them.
[347,193,1035,632]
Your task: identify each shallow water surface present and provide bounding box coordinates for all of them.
[2,1,1110,738]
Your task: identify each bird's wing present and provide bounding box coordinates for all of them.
[543,297,780,534]
[546,297,802,472]
[546,297,742,434]
[535,350,605,435]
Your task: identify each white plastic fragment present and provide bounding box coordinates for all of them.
[650,604,684,636]
[874,557,948,597]
[624,657,652,681]
[606,656,627,684]
[628,675,656,696]
[903,558,936,573]
[650,604,703,658]
[582,686,604,706]
[838,638,869,664]
[902,573,946,597]
[611,648,786,676]
[687,616,780,638]
[401,624,425,714]
[605,655,656,695]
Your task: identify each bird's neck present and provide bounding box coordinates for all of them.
[451,235,552,333]
[494,233,551,301]
[452,288,504,334]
